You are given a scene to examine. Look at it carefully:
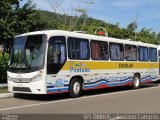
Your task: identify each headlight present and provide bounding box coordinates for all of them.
[31,74,42,82]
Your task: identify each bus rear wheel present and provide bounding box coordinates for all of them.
[132,75,140,89]
[69,78,82,98]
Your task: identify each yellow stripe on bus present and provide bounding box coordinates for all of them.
[62,61,159,70]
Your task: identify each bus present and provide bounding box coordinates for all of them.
[7,30,159,98]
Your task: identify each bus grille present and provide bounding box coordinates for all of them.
[13,87,31,92]
[12,78,31,83]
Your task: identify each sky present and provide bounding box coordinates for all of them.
[21,0,160,33]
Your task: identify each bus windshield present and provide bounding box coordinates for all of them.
[8,35,46,73]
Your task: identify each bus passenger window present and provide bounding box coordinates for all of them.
[68,37,89,60]
[110,43,124,61]
[149,48,157,62]
[138,46,149,61]
[91,41,108,60]
[125,45,137,61]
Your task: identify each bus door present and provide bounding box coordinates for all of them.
[47,36,66,87]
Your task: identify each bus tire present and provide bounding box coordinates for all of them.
[69,78,82,98]
[132,74,140,89]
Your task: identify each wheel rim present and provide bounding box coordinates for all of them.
[134,77,140,87]
[73,81,80,95]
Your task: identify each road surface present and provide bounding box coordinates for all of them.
[0,82,160,116]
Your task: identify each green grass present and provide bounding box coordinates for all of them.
[0,87,9,93]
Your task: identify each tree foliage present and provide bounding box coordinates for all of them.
[0,0,159,51]
[48,0,94,31]
[0,0,47,52]
[0,0,48,83]
[0,52,9,83]
[39,10,160,45]
[1,0,160,52]
[0,1,160,83]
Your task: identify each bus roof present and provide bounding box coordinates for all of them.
[15,30,158,48]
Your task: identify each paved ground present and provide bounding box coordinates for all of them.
[0,81,160,114]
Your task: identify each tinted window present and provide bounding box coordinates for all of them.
[138,46,148,61]
[91,41,108,60]
[125,45,137,61]
[9,36,26,71]
[8,35,46,73]
[47,36,66,74]
[149,48,157,62]
[68,37,89,60]
[110,43,124,61]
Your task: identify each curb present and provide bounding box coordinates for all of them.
[0,93,13,99]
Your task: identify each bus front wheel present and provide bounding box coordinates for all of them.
[69,78,82,98]
[132,74,140,89]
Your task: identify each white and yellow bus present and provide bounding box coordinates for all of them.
[7,30,159,97]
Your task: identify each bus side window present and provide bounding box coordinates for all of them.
[109,43,124,61]
[47,36,66,74]
[138,46,149,61]
[68,37,90,60]
[125,45,137,61]
[149,48,157,62]
[91,40,108,60]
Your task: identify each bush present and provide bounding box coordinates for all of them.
[0,52,9,83]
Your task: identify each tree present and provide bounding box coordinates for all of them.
[157,33,160,45]
[48,0,94,31]
[0,0,47,53]
[136,28,158,44]
[126,21,138,40]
